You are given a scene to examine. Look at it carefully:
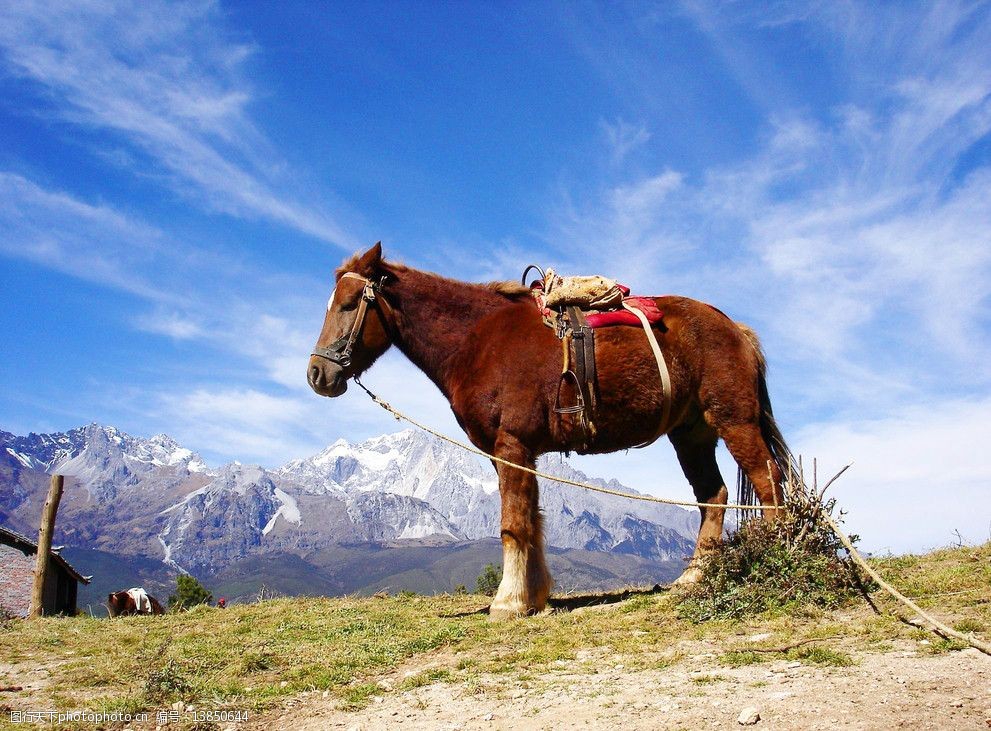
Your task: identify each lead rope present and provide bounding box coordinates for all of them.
[352,376,778,512]
[351,376,991,655]
[820,508,991,655]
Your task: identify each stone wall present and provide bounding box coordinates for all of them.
[0,541,34,618]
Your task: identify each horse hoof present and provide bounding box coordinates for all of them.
[671,565,704,588]
[488,600,539,621]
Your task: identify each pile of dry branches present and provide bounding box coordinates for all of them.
[678,460,868,622]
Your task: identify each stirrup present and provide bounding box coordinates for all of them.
[554,370,586,414]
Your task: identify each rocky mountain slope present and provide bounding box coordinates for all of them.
[1,424,697,595]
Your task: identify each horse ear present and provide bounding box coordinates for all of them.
[355,241,383,273]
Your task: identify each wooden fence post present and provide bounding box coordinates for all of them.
[29,474,64,619]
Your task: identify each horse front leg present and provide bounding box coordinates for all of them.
[489,433,552,620]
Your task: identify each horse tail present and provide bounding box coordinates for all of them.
[735,323,794,512]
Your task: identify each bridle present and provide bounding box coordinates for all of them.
[311,271,391,369]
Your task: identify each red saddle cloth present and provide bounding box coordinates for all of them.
[585,297,663,328]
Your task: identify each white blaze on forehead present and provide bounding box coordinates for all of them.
[326,287,336,312]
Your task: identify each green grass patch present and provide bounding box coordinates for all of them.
[400,668,453,690]
[338,682,380,711]
[721,650,764,667]
[788,645,854,666]
[0,542,986,719]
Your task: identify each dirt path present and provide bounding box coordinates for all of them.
[253,645,991,730]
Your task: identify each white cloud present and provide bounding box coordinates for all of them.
[163,387,318,465]
[791,396,991,554]
[0,172,178,302]
[569,394,991,555]
[539,4,991,557]
[546,6,991,422]
[137,346,464,468]
[134,311,204,340]
[0,0,355,247]
[548,169,691,286]
[0,166,344,394]
[600,118,651,164]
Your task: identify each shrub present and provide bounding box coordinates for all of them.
[475,563,502,596]
[144,657,192,702]
[678,467,869,622]
[168,574,214,612]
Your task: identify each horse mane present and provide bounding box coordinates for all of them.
[337,254,530,302]
[482,279,530,300]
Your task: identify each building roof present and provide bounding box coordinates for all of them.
[0,525,92,584]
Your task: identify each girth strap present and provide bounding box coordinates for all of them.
[622,301,672,437]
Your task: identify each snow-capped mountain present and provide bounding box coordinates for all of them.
[279,429,697,560]
[279,429,499,538]
[0,424,697,575]
[2,423,209,502]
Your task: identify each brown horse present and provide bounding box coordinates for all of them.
[307,243,790,619]
[106,589,166,617]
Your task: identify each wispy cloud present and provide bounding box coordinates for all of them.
[0,169,330,402]
[0,0,355,247]
[0,168,449,463]
[133,311,204,341]
[546,4,991,424]
[791,395,991,553]
[548,169,690,286]
[574,391,991,555]
[163,387,317,465]
[137,348,461,467]
[0,172,178,302]
[600,118,651,165]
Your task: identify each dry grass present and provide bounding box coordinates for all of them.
[0,542,987,727]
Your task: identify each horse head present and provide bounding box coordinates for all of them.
[106,591,128,617]
[307,242,395,397]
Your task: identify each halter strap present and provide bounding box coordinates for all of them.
[311,272,391,368]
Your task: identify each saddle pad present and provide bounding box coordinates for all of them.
[585,297,663,328]
[127,587,150,613]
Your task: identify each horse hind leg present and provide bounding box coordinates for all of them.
[719,421,784,515]
[669,424,728,586]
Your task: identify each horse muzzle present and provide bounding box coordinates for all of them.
[307,357,348,397]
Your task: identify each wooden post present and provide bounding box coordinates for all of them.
[29,474,64,619]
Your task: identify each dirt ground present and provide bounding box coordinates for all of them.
[249,642,991,731]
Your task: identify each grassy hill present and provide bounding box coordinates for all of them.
[50,539,686,616]
[0,542,987,729]
[206,538,686,602]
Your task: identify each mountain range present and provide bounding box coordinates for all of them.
[1,424,697,610]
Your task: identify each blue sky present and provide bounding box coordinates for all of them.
[1,1,989,553]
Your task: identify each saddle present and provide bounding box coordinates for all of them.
[522,265,672,452]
